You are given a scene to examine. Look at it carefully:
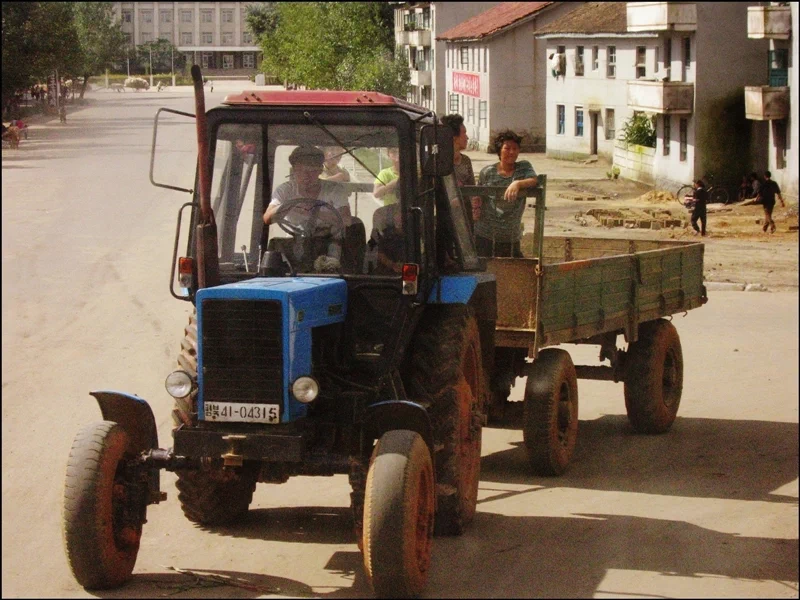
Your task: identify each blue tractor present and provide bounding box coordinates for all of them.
[63,67,496,597]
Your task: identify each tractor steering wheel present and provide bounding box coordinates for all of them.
[272,198,345,240]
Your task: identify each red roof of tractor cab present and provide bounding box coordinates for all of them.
[223,90,428,114]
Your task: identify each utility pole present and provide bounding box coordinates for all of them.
[126,45,130,77]
[171,45,175,87]
[149,45,154,88]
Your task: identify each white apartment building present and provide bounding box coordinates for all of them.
[438,2,581,152]
[393,2,501,113]
[744,3,797,200]
[537,2,769,193]
[113,2,262,74]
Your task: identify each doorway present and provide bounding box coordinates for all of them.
[589,111,599,155]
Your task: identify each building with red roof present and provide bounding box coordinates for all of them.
[436,2,584,152]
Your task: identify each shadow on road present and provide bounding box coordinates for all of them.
[482,415,799,504]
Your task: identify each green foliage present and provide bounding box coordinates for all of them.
[135,38,186,75]
[244,2,279,39]
[259,2,408,97]
[72,2,127,96]
[619,113,656,148]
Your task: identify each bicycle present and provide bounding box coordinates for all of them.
[676,175,730,205]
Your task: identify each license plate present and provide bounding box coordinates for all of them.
[204,402,280,424]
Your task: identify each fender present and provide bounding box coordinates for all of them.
[90,390,160,454]
[363,400,433,456]
[427,273,495,305]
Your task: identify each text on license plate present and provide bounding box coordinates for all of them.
[204,402,279,423]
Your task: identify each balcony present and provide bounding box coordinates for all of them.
[747,5,791,40]
[410,69,432,87]
[408,29,431,47]
[744,86,789,120]
[397,30,410,46]
[626,2,696,32]
[627,80,694,114]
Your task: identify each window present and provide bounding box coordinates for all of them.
[606,46,616,78]
[141,10,153,24]
[664,38,672,80]
[243,31,254,44]
[575,46,584,76]
[769,49,789,86]
[160,10,172,23]
[422,86,431,106]
[181,10,192,23]
[636,46,646,79]
[124,32,132,45]
[605,108,615,140]
[477,45,481,72]
[479,100,487,127]
[557,105,565,135]
[592,45,599,70]
[122,10,132,23]
[679,118,688,161]
[468,96,475,123]
[141,32,152,43]
[449,93,459,113]
[159,32,172,43]
[460,47,469,66]
[575,108,584,137]
[223,54,234,69]
[663,115,671,156]
[201,10,213,23]
[243,53,254,68]
[202,32,213,45]
[422,8,430,29]
[682,37,690,81]
[483,47,488,73]
[202,53,213,69]
[222,9,233,23]
[557,44,565,55]
[222,32,233,45]
[181,32,193,45]
[471,47,475,71]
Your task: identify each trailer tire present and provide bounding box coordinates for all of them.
[175,466,257,525]
[624,319,683,433]
[523,349,579,476]
[408,305,486,536]
[363,430,434,598]
[63,421,144,589]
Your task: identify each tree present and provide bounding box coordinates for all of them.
[244,2,278,39]
[259,2,409,97]
[135,38,185,76]
[619,112,656,148]
[73,2,127,98]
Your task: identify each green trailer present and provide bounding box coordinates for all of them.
[463,177,708,475]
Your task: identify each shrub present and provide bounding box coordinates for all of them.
[619,113,656,148]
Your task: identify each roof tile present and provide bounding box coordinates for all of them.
[535,2,628,35]
[437,2,553,41]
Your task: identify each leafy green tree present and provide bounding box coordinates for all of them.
[259,2,408,97]
[135,38,186,76]
[244,2,278,39]
[72,2,127,98]
[619,112,656,148]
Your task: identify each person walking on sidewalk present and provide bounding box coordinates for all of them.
[690,179,708,236]
[58,103,67,124]
[757,170,786,234]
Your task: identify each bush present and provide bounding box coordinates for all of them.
[619,113,656,148]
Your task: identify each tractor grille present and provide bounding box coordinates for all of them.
[201,299,283,405]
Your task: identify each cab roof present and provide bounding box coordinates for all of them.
[222,90,430,116]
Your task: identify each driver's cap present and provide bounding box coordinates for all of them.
[289,145,324,167]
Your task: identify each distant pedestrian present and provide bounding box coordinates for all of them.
[58,104,67,124]
[690,179,708,236]
[757,170,786,234]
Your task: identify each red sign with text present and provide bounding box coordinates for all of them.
[452,72,480,98]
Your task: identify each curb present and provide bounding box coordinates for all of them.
[704,281,778,292]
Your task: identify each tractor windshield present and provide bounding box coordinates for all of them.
[209,122,406,277]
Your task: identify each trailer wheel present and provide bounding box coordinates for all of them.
[63,421,144,589]
[408,305,486,535]
[363,430,434,599]
[175,467,258,525]
[624,319,683,433]
[523,349,579,476]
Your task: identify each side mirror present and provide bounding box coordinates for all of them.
[419,124,454,177]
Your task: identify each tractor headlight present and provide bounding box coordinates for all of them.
[165,370,193,399]
[292,376,319,404]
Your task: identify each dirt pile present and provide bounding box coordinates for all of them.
[638,190,678,204]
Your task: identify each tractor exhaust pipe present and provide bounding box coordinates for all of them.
[191,65,219,288]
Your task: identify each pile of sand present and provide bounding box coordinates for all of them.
[637,190,678,204]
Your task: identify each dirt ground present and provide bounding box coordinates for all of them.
[531,177,799,292]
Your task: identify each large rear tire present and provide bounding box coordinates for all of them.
[408,305,486,536]
[624,319,683,433]
[63,421,144,589]
[363,430,434,599]
[523,349,579,476]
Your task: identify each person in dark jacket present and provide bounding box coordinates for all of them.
[757,170,786,234]
[691,179,708,236]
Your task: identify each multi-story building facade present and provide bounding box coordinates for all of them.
[744,2,797,200]
[393,2,501,113]
[537,2,769,192]
[113,2,262,75]
[438,2,581,152]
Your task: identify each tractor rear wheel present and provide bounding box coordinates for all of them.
[363,430,434,598]
[624,319,683,433]
[523,349,579,476]
[408,305,486,536]
[63,421,144,589]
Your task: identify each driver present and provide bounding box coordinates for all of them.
[263,145,351,228]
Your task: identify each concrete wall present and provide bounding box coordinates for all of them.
[787,3,799,201]
[615,141,656,185]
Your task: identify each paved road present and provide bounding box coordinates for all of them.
[2,88,798,598]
